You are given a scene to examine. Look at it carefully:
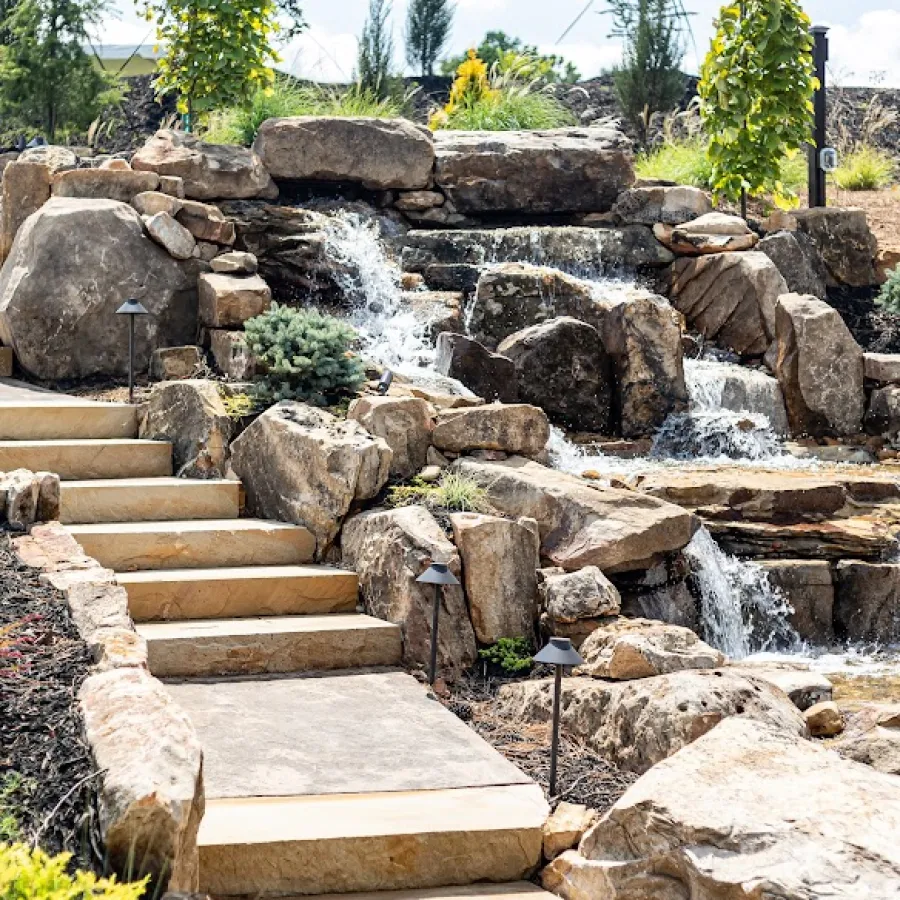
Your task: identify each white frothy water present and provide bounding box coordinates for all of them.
[684,528,800,659]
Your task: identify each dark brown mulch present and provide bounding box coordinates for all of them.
[443,672,637,814]
[0,533,103,870]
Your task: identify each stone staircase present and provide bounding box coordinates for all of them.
[0,387,551,898]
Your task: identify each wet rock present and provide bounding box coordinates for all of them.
[0,161,51,262]
[805,700,844,737]
[341,505,477,676]
[758,230,828,298]
[454,457,698,574]
[432,404,549,457]
[231,401,392,555]
[543,717,900,900]
[833,561,900,644]
[144,211,196,260]
[0,198,195,380]
[254,116,434,190]
[835,704,900,775]
[52,168,160,203]
[618,577,697,630]
[792,207,878,287]
[611,184,711,226]
[497,317,613,432]
[434,333,518,403]
[537,566,621,646]
[198,272,271,328]
[139,380,232,478]
[775,293,865,437]
[450,512,540,644]
[433,125,634,214]
[498,667,806,774]
[149,346,203,380]
[865,385,900,437]
[132,129,277,200]
[758,559,834,644]
[669,251,788,356]
[542,802,598,861]
[577,616,724,679]
[347,395,434,479]
[728,661,832,711]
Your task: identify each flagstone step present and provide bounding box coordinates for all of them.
[60,477,241,524]
[0,400,138,440]
[119,565,359,622]
[300,884,556,900]
[197,785,548,896]
[66,518,315,571]
[0,439,172,479]
[138,614,401,677]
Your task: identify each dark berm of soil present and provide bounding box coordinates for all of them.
[0,533,103,871]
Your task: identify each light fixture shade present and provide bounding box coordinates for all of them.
[116,299,150,316]
[416,562,460,586]
[534,636,584,667]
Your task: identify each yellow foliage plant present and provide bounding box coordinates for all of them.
[429,50,496,128]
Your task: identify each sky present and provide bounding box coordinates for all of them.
[103,1,900,88]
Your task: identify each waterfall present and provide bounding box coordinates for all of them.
[684,527,801,658]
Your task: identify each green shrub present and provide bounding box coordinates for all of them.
[244,305,366,405]
[0,842,146,900]
[436,86,574,131]
[203,77,406,145]
[478,637,533,673]
[0,775,23,843]
[833,146,895,191]
[877,266,900,314]
[386,472,490,513]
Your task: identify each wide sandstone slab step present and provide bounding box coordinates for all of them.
[59,477,241,524]
[0,400,138,439]
[137,614,401,677]
[120,565,358,621]
[0,439,172,480]
[66,518,315,571]
[299,885,555,900]
[197,785,548,896]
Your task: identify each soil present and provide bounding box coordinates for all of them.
[0,534,103,870]
[442,672,637,814]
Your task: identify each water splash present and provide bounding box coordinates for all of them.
[684,527,801,659]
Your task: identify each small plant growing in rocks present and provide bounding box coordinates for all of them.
[478,637,534,674]
[386,472,490,513]
[244,305,366,405]
[877,266,900,315]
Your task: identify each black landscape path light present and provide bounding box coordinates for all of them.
[115,299,150,404]
[416,562,460,686]
[534,636,584,797]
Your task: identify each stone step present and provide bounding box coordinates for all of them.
[197,785,547,896]
[0,400,137,440]
[120,565,359,622]
[59,477,241,524]
[299,885,556,900]
[66,518,315,571]
[0,439,172,480]
[137,614,402,677]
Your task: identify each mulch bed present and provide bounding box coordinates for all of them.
[0,533,103,870]
[443,672,637,814]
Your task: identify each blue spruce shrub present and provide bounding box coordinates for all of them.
[877,265,900,315]
[244,304,366,405]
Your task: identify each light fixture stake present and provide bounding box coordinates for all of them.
[416,562,460,686]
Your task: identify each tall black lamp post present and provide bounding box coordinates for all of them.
[115,299,150,404]
[534,636,584,797]
[809,25,830,208]
[416,562,460,686]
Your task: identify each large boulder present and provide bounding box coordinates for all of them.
[431,404,550,457]
[454,457,698,573]
[132,129,277,200]
[341,505,477,675]
[792,207,878,287]
[254,116,435,190]
[231,401,392,555]
[51,169,160,203]
[433,125,634,214]
[611,184,711,226]
[497,317,613,433]
[347,395,433,479]
[669,251,788,356]
[537,566,621,645]
[543,718,900,900]
[833,561,900,644]
[0,198,195,380]
[498,668,805,774]
[0,161,51,262]
[434,332,518,403]
[450,512,540,644]
[758,229,828,298]
[774,293,865,437]
[139,380,232,478]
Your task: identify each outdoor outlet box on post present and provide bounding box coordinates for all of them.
[819,148,838,173]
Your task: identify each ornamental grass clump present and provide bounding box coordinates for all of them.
[244,304,366,405]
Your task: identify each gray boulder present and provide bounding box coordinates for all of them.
[434,332,517,403]
[865,385,900,438]
[833,561,900,644]
[792,207,878,287]
[612,184,711,226]
[758,230,828,298]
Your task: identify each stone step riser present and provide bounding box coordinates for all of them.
[0,403,138,440]
[119,567,359,622]
[60,479,241,524]
[0,440,172,480]
[138,615,401,678]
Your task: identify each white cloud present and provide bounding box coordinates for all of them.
[538,40,622,79]
[280,28,359,82]
[825,10,900,87]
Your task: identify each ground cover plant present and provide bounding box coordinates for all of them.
[386,471,490,514]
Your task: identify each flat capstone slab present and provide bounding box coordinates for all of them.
[165,670,532,799]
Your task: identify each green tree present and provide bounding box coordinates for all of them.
[357,0,394,99]
[441,30,580,83]
[0,0,119,140]
[405,0,454,76]
[143,0,306,128]
[699,0,817,210]
[606,0,687,143]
